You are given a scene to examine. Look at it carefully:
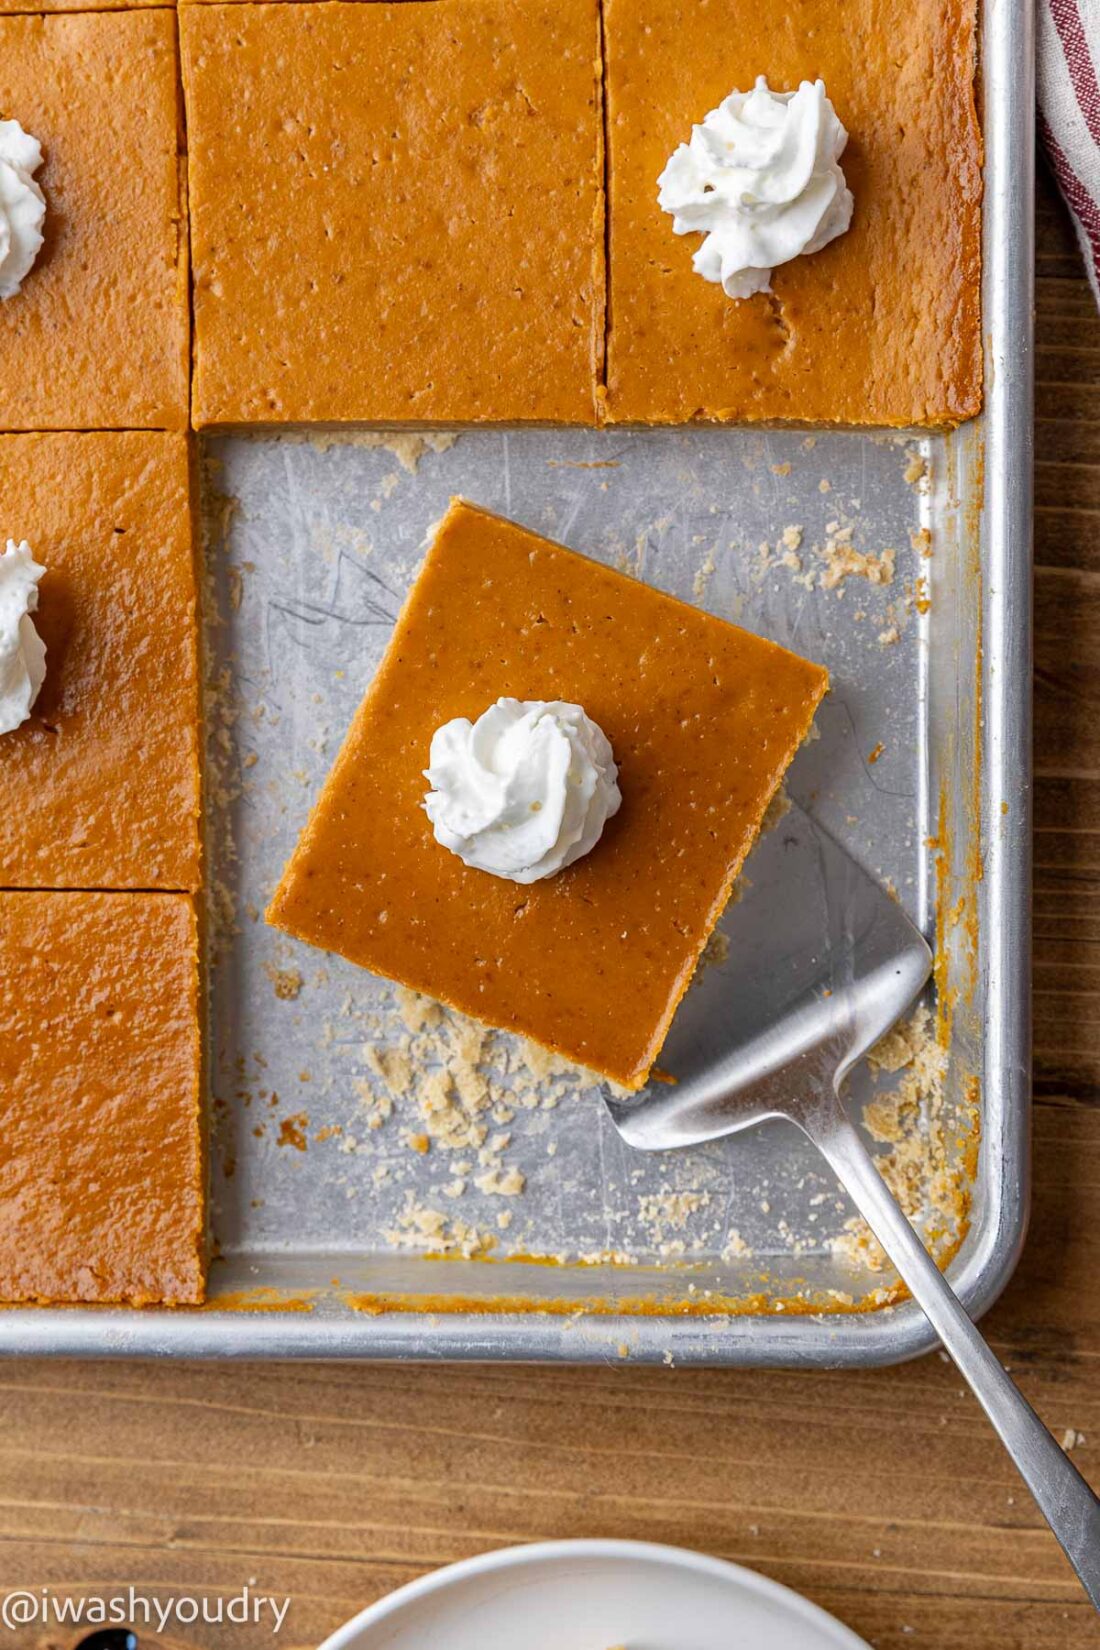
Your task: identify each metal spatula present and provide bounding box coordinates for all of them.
[604,802,1100,1608]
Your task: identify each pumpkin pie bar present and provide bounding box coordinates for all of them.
[180,0,603,427]
[0,11,188,431]
[603,0,982,427]
[0,891,204,1306]
[268,500,828,1089]
[0,0,162,10]
[0,432,202,891]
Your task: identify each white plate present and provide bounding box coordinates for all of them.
[319,1538,871,1650]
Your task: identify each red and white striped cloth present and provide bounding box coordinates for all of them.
[1040,0,1100,305]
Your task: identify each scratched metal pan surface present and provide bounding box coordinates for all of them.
[0,0,1032,1362]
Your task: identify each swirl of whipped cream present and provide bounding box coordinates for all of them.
[424,698,622,884]
[657,76,853,300]
[0,539,47,735]
[0,120,46,302]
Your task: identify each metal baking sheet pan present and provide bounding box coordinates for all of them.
[0,0,1032,1362]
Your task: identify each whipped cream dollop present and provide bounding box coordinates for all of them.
[657,76,853,300]
[0,120,46,301]
[0,539,47,735]
[424,698,622,884]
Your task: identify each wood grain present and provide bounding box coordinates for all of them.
[1,165,1097,1650]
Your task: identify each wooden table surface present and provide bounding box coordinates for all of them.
[2,167,1097,1650]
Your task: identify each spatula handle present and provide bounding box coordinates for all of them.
[807,1104,1100,1610]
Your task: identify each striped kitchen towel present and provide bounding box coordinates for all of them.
[1040,0,1100,305]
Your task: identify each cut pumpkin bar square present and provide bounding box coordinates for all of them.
[0,432,202,891]
[179,0,604,427]
[268,500,828,1090]
[0,10,189,431]
[0,891,204,1306]
[602,0,982,427]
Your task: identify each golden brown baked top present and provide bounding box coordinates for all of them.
[0,433,202,891]
[0,11,189,431]
[603,0,982,427]
[180,0,604,428]
[268,499,828,1089]
[0,0,161,10]
[0,892,204,1307]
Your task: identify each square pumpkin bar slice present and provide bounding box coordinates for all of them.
[0,11,188,430]
[0,891,204,1306]
[0,432,201,891]
[180,0,603,427]
[269,500,828,1090]
[603,0,981,427]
